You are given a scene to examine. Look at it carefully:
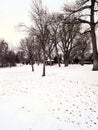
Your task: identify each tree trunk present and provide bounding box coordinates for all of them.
[42,62,45,76]
[90,0,98,70]
[30,59,34,72]
[49,56,53,66]
[37,48,41,65]
[55,43,61,67]
[64,53,69,67]
[91,25,98,70]
[31,64,34,71]
[42,52,46,76]
[36,54,40,66]
[80,53,84,66]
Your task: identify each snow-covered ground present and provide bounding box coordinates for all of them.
[0,64,98,130]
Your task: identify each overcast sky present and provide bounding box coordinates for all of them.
[0,0,72,48]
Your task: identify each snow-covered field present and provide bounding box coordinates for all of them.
[0,64,98,130]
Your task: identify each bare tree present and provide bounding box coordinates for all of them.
[20,37,35,71]
[63,0,98,70]
[6,50,16,67]
[0,40,9,67]
[59,16,81,66]
[45,39,55,63]
[30,0,50,76]
[78,33,91,65]
[49,13,62,67]
[33,35,42,65]
[16,51,26,64]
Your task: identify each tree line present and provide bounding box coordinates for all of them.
[0,39,31,67]
[0,39,16,67]
[19,0,97,76]
[0,0,98,77]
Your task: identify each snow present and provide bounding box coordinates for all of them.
[0,64,98,130]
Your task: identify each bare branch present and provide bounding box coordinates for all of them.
[74,5,91,13]
[64,5,91,14]
[80,29,91,35]
[80,14,90,17]
[95,0,98,4]
[94,9,98,12]
[77,18,90,24]
[95,20,98,26]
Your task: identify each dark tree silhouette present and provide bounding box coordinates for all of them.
[0,40,8,67]
[63,0,98,70]
[20,37,35,71]
[59,15,81,66]
[30,0,50,76]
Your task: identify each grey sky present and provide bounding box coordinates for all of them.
[0,0,72,48]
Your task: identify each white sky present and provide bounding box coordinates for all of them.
[0,0,72,48]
